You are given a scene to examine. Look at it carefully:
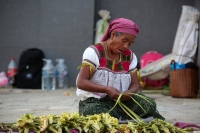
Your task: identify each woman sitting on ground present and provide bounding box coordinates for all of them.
[76,18,165,120]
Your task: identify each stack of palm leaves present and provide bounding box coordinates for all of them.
[2,93,196,133]
[11,113,120,133]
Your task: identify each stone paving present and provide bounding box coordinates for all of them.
[0,88,200,126]
[0,88,80,123]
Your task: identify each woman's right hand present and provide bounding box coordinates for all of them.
[105,86,121,100]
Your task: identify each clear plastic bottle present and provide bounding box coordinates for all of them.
[42,59,56,90]
[55,59,68,89]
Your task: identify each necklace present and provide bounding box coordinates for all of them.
[102,41,122,62]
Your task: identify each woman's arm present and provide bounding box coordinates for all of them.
[76,65,121,100]
[128,71,140,93]
[77,65,105,92]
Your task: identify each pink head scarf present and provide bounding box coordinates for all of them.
[101,18,140,42]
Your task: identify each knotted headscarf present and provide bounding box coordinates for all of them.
[101,18,140,42]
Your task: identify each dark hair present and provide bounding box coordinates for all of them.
[108,31,122,39]
[115,32,122,36]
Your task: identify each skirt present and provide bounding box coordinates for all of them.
[79,93,165,120]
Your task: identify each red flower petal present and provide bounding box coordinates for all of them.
[99,58,107,67]
[95,45,103,51]
[121,61,130,71]
[114,63,119,71]
[123,49,131,56]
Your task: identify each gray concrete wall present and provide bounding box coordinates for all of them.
[0,0,197,87]
[0,0,94,87]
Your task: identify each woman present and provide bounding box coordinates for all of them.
[76,18,164,120]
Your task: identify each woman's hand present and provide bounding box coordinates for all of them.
[121,90,132,101]
[105,86,121,100]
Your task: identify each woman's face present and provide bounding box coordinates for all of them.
[109,31,136,54]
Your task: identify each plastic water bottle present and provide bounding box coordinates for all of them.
[55,59,68,89]
[7,57,17,88]
[42,59,56,90]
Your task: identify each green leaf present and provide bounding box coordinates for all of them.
[106,61,112,69]
[117,63,123,70]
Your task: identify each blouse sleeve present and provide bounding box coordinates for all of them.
[82,47,100,69]
[129,53,138,71]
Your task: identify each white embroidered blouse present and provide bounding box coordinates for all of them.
[76,46,138,101]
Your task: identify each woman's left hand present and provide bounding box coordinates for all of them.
[121,90,133,101]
